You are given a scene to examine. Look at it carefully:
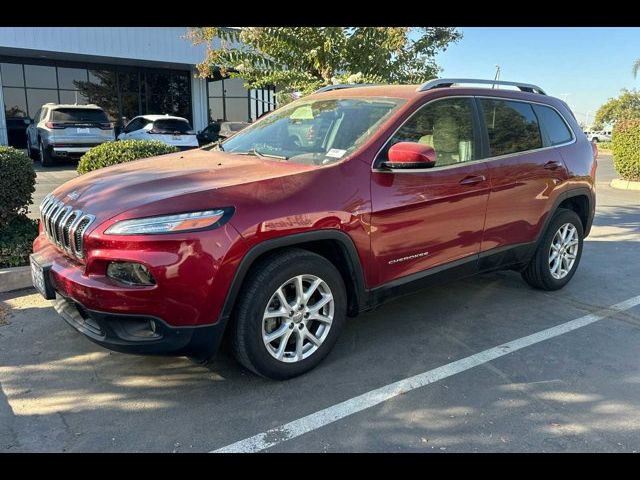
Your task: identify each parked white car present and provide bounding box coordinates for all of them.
[117,115,199,150]
[584,130,612,143]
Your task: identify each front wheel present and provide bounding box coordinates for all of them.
[230,248,347,380]
[521,208,584,291]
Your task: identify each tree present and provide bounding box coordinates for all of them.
[594,89,640,129]
[188,27,462,104]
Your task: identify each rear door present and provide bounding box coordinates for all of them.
[477,98,570,253]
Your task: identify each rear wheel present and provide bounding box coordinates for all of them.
[39,140,54,167]
[231,249,347,380]
[521,208,583,291]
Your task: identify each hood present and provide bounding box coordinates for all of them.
[51,148,315,224]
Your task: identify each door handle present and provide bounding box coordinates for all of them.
[459,175,486,186]
[544,161,561,170]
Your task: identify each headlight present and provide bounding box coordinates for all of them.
[104,209,232,235]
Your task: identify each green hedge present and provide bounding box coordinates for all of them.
[0,146,37,268]
[0,206,39,268]
[0,146,36,225]
[77,140,179,174]
[612,119,640,181]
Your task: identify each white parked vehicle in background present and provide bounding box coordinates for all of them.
[585,130,612,143]
[117,115,199,150]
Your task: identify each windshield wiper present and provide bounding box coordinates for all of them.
[234,147,288,160]
[202,140,224,151]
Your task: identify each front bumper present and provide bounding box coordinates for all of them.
[31,220,247,358]
[52,293,224,358]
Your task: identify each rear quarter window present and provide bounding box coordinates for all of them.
[533,104,574,146]
[479,99,543,157]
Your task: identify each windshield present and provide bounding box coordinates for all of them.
[221,97,404,165]
[52,108,108,123]
[153,119,192,133]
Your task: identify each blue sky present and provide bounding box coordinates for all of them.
[431,27,640,126]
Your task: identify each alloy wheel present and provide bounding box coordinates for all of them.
[548,223,579,280]
[262,274,334,363]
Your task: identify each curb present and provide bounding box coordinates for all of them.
[0,266,32,293]
[610,178,640,191]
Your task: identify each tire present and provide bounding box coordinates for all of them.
[39,140,54,167]
[27,143,36,160]
[521,208,584,291]
[592,137,599,143]
[230,248,347,380]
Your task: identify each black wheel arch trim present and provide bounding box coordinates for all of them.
[219,229,368,325]
[538,187,595,243]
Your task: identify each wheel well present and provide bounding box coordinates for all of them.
[558,195,589,230]
[238,240,362,318]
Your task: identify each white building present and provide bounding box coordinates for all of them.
[0,27,275,147]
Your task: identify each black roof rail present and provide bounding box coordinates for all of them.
[313,83,378,94]
[417,78,547,95]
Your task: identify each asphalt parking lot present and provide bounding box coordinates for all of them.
[2,155,640,452]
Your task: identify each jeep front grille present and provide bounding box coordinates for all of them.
[39,195,95,259]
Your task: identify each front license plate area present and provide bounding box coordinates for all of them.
[30,254,56,300]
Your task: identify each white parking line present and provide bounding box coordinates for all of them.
[212,294,640,453]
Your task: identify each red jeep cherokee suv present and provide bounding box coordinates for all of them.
[31,78,597,379]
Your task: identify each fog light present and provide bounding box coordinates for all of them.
[106,262,156,286]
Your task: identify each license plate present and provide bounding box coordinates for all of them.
[77,128,90,134]
[30,255,56,300]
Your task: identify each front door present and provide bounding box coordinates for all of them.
[370,97,491,286]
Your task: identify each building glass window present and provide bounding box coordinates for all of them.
[26,88,59,116]
[59,89,88,105]
[2,86,28,117]
[57,67,88,90]
[2,59,192,148]
[84,70,119,123]
[207,76,274,123]
[1,63,24,87]
[24,65,57,89]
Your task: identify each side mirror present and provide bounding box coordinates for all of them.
[381,142,437,169]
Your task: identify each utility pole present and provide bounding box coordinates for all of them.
[492,65,501,89]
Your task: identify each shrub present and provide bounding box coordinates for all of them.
[0,146,36,225]
[0,215,39,268]
[77,140,179,174]
[611,119,640,181]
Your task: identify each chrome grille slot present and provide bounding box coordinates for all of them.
[39,195,95,260]
[73,216,94,258]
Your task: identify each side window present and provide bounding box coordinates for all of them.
[479,99,543,157]
[124,118,142,133]
[380,97,477,167]
[533,104,573,146]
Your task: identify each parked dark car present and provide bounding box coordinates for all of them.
[6,117,31,149]
[32,78,596,380]
[197,121,250,146]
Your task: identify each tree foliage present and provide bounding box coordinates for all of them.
[188,27,462,104]
[594,89,640,129]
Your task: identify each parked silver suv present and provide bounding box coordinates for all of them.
[26,103,115,166]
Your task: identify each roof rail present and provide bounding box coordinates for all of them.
[313,83,377,94]
[417,78,547,95]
